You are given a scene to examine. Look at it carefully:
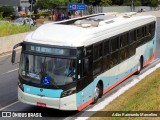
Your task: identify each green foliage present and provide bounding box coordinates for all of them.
[0,22,36,37]
[150,0,159,7]
[36,0,160,8]
[36,0,70,9]
[70,0,80,3]
[141,0,150,6]
[0,6,14,17]
[99,0,112,6]
[112,0,124,5]
[123,0,141,6]
[0,12,3,20]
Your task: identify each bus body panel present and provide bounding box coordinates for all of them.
[23,84,63,98]
[18,87,77,110]
[76,34,156,110]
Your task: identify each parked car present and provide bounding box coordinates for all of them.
[13,17,34,26]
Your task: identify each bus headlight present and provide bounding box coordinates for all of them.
[18,80,24,92]
[61,87,76,98]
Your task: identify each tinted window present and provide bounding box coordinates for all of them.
[120,47,129,61]
[129,43,136,56]
[137,28,142,40]
[103,55,109,70]
[110,51,118,67]
[93,43,102,60]
[104,40,109,55]
[83,57,92,76]
[111,37,119,52]
[142,27,145,37]
[93,59,102,75]
[151,22,155,36]
[84,46,92,57]
[130,30,136,43]
[120,33,128,48]
[146,25,151,36]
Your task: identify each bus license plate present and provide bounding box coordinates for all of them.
[37,102,46,107]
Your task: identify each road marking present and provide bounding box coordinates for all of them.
[1,68,19,75]
[0,101,19,111]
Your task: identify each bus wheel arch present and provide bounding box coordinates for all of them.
[92,80,103,104]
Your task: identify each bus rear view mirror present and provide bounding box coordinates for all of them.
[11,50,16,64]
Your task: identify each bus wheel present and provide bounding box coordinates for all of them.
[93,84,100,104]
[135,58,143,75]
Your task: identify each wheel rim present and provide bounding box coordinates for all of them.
[94,86,100,100]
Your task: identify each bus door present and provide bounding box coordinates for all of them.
[76,46,93,106]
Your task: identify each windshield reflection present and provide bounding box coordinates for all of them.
[19,54,76,86]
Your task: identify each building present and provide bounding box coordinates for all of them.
[0,0,30,12]
[0,0,20,6]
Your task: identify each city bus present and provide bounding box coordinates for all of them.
[11,13,156,111]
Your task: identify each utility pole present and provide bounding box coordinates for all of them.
[82,0,84,17]
[29,0,33,30]
[131,0,134,12]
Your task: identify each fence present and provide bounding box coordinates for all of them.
[83,6,159,15]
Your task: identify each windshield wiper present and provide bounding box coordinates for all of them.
[67,70,74,77]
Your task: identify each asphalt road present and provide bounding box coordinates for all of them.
[0,18,160,119]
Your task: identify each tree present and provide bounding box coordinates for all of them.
[141,0,150,6]
[149,0,159,7]
[123,0,141,6]
[0,6,14,17]
[99,0,112,6]
[112,0,124,5]
[37,0,70,10]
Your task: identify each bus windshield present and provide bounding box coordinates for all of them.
[19,53,76,86]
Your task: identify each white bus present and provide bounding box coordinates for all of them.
[12,13,156,111]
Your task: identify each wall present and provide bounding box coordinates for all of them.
[85,6,159,14]
[0,32,30,54]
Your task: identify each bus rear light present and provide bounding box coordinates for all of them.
[18,80,24,92]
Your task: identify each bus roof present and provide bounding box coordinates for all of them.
[24,13,156,47]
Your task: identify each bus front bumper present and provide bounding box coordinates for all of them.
[18,87,77,110]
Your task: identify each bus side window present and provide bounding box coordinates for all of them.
[110,37,119,52]
[83,57,92,76]
[151,22,155,37]
[129,30,136,57]
[83,46,93,76]
[110,37,119,67]
[104,40,109,55]
[93,43,103,75]
[120,33,128,48]
[93,43,102,60]
[130,30,136,44]
[103,40,110,70]
[137,28,142,40]
[146,25,151,36]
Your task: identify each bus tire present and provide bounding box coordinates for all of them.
[93,84,101,104]
[135,57,143,75]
